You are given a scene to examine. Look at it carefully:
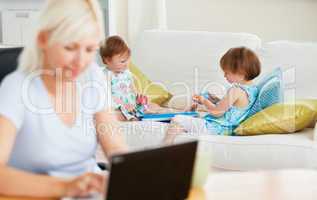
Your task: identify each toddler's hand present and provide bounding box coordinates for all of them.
[189,103,198,111]
[207,93,220,104]
[192,95,205,104]
[136,94,148,105]
[124,104,136,113]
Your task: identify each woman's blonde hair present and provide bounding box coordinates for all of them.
[18,0,105,72]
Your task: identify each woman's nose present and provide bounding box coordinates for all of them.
[73,50,85,69]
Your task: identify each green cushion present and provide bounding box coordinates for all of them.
[235,100,317,136]
[129,62,172,105]
[297,99,317,127]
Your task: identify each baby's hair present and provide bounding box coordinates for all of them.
[220,47,261,81]
[100,35,131,60]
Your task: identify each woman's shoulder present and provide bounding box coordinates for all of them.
[79,62,105,83]
[2,70,26,81]
[0,70,27,90]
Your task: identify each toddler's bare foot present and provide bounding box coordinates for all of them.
[163,121,185,145]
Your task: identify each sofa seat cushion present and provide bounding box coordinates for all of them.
[194,128,316,170]
[119,120,317,170]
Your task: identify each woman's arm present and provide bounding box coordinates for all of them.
[0,166,66,197]
[0,116,104,198]
[94,109,129,158]
[0,116,66,197]
[195,87,240,117]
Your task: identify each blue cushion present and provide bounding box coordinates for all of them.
[248,68,283,117]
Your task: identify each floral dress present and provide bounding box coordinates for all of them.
[104,68,143,120]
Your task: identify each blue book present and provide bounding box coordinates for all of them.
[140,112,199,122]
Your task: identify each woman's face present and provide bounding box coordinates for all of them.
[41,31,100,80]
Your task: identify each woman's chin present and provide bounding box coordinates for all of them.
[62,73,78,81]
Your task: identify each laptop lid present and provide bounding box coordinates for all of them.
[0,47,23,83]
[106,141,198,200]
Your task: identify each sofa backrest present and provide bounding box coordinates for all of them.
[256,41,317,99]
[132,30,316,100]
[132,30,261,96]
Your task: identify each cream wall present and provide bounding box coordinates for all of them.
[166,0,317,42]
[0,0,43,44]
[3,0,314,43]
[112,0,129,40]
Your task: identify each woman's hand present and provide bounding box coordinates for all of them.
[64,173,106,198]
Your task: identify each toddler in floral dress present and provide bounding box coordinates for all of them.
[100,36,150,120]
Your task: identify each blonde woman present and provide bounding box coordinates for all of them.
[0,0,128,198]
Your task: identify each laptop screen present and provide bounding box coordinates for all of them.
[0,47,23,83]
[106,141,198,200]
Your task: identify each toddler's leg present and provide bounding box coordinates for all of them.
[163,120,186,145]
[112,109,128,121]
[163,115,208,145]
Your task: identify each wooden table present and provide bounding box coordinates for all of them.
[2,169,317,200]
[0,187,205,200]
[203,169,317,200]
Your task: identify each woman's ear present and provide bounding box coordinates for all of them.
[37,31,49,49]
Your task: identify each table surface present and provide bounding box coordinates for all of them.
[1,169,317,200]
[0,187,204,200]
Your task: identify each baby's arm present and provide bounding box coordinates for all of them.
[130,75,150,109]
[199,87,240,117]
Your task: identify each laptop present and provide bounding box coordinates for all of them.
[106,141,198,200]
[0,47,23,83]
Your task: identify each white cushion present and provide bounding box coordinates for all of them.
[121,121,317,170]
[121,121,168,149]
[256,41,317,99]
[187,129,316,170]
[132,30,262,96]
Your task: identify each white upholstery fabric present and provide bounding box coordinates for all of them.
[120,122,317,170]
[196,128,317,170]
[256,41,317,100]
[119,122,317,170]
[132,30,261,96]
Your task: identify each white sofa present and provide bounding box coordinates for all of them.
[121,30,317,171]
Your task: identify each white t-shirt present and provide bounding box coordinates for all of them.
[0,63,109,177]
